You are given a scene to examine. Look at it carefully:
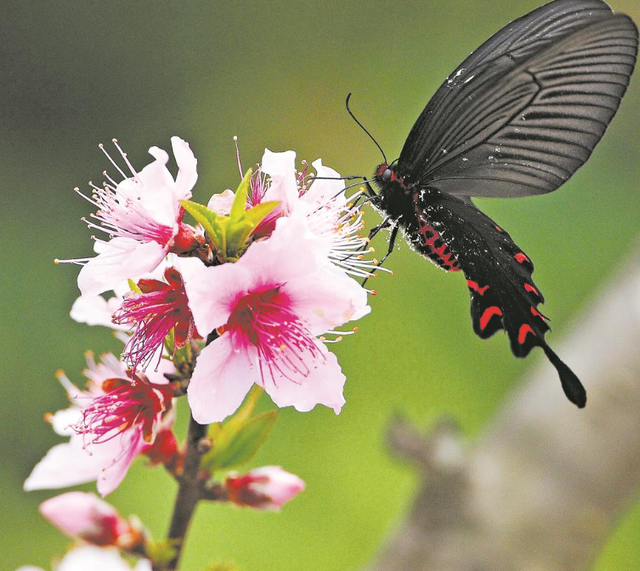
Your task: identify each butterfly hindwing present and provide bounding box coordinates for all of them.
[397,0,638,198]
[411,188,547,356]
[405,187,585,406]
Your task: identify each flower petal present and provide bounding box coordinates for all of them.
[78,238,167,296]
[207,189,236,216]
[56,546,134,571]
[49,406,83,436]
[261,149,299,213]
[24,440,104,491]
[188,335,256,423]
[96,432,144,497]
[70,295,125,330]
[237,214,319,287]
[263,342,345,414]
[284,266,370,334]
[303,159,346,208]
[171,136,198,198]
[180,257,252,335]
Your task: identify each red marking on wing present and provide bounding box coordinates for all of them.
[524,283,539,296]
[495,225,503,232]
[467,280,489,295]
[518,324,535,344]
[515,253,529,264]
[480,306,503,331]
[531,306,542,318]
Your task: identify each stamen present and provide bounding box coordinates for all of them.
[111,138,141,182]
[233,136,243,179]
[98,143,128,181]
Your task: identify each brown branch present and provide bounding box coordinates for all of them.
[367,245,640,571]
[164,414,208,571]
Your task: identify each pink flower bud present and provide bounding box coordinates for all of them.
[225,466,305,511]
[39,492,142,549]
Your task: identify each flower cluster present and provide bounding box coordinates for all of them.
[24,136,375,569]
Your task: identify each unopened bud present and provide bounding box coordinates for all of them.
[39,492,143,550]
[225,466,305,511]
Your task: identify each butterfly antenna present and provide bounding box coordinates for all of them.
[346,93,388,164]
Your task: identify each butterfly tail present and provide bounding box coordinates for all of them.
[541,343,586,408]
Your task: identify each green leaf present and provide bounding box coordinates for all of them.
[226,201,279,259]
[229,169,252,220]
[181,199,227,256]
[202,410,277,472]
[181,171,279,263]
[127,278,142,293]
[224,385,263,432]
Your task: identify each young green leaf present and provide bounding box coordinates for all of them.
[229,169,252,220]
[180,200,226,256]
[202,411,277,472]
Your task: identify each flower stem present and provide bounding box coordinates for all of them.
[165,414,208,571]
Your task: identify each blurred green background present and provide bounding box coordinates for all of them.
[2,0,640,569]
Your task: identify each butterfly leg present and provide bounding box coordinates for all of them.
[376,222,399,268]
[361,222,398,287]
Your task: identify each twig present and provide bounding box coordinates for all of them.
[164,414,208,571]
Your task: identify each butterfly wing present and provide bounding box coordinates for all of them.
[415,187,586,405]
[397,0,638,198]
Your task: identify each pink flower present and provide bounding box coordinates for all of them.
[70,294,126,330]
[209,149,377,278]
[113,267,199,371]
[180,215,370,423]
[17,546,152,571]
[225,466,305,511]
[39,492,142,549]
[24,353,176,496]
[65,137,199,296]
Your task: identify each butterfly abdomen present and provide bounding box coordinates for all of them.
[407,192,461,272]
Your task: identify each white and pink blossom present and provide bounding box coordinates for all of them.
[64,137,199,297]
[225,466,305,511]
[180,215,370,423]
[39,492,142,549]
[17,546,151,571]
[209,148,377,278]
[70,294,126,330]
[24,353,176,496]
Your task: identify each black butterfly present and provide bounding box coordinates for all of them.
[367,0,638,407]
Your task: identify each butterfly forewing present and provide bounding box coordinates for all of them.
[397,0,638,198]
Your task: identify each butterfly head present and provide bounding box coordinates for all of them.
[374,162,407,192]
[374,163,393,183]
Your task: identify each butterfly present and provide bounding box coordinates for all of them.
[366,0,638,407]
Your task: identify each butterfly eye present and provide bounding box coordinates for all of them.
[382,168,392,182]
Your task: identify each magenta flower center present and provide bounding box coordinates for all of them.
[226,287,322,384]
[114,268,196,370]
[76,378,172,447]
